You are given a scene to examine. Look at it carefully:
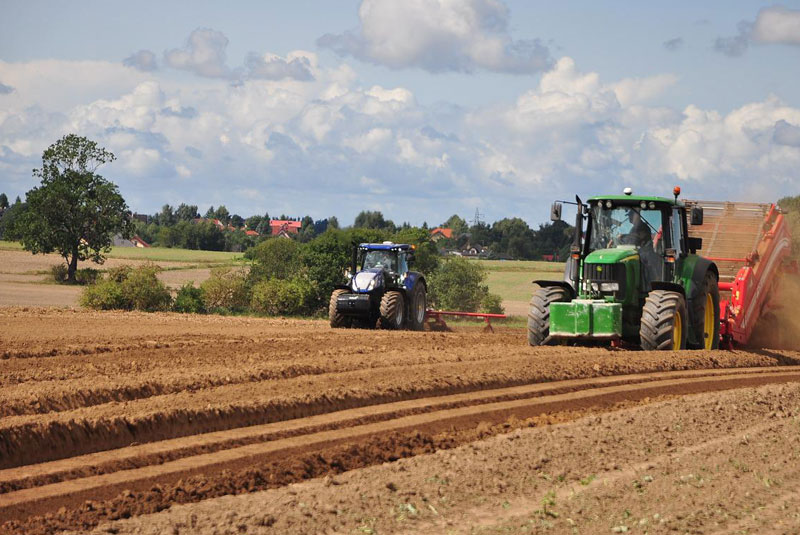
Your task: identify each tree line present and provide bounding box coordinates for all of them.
[0,133,569,285]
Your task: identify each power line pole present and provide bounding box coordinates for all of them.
[471,207,484,226]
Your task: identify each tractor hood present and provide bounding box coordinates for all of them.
[585,247,638,264]
[352,268,384,292]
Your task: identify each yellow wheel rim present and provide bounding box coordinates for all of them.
[703,293,714,350]
[672,309,683,350]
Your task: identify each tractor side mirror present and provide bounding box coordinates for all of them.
[690,206,703,226]
[550,202,563,222]
[687,236,702,253]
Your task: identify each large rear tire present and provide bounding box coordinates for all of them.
[689,272,720,350]
[409,283,427,331]
[329,289,352,328]
[640,290,688,350]
[378,291,404,330]
[527,286,570,346]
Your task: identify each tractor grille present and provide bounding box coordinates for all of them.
[584,263,627,295]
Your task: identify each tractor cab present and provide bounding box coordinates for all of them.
[581,194,703,297]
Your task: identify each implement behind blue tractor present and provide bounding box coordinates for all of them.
[329,242,427,330]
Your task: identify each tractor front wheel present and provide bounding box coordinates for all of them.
[329,289,352,328]
[527,286,570,346]
[378,291,405,330]
[409,284,427,331]
[640,290,688,350]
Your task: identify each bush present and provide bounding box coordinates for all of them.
[247,238,303,282]
[120,265,172,311]
[427,257,491,312]
[480,292,505,314]
[250,276,317,316]
[51,263,68,283]
[107,265,133,283]
[52,264,101,285]
[80,278,127,310]
[75,267,101,285]
[201,267,250,313]
[80,263,172,311]
[173,283,205,314]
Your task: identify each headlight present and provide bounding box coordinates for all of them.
[366,278,376,290]
[600,282,619,292]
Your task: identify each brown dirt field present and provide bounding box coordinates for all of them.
[0,250,212,307]
[1,308,800,534]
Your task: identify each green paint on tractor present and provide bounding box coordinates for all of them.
[550,300,622,339]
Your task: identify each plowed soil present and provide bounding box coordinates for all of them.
[2,307,800,534]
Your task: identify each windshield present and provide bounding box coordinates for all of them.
[362,250,397,271]
[589,205,664,253]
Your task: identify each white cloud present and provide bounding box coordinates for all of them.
[753,5,800,45]
[0,60,148,112]
[611,74,679,107]
[244,51,314,81]
[2,53,799,224]
[317,0,551,74]
[715,6,800,57]
[164,28,230,78]
[123,50,158,72]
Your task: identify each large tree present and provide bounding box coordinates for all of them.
[16,134,133,282]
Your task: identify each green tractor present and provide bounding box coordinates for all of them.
[529,188,720,350]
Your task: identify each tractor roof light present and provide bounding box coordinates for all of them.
[624,187,632,196]
[673,186,681,200]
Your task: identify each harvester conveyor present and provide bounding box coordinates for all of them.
[687,200,792,347]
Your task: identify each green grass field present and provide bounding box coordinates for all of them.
[472,259,565,305]
[0,241,24,251]
[105,246,244,264]
[0,240,244,264]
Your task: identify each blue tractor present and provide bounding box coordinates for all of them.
[329,242,427,330]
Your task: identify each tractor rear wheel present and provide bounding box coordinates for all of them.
[640,290,688,350]
[527,286,570,346]
[378,291,405,330]
[409,284,427,331]
[689,272,720,350]
[329,289,352,328]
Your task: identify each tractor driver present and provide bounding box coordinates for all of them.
[620,209,652,248]
[620,209,662,286]
[364,250,397,272]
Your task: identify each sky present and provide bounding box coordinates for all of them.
[1,0,799,227]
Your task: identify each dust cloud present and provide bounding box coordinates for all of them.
[749,272,800,350]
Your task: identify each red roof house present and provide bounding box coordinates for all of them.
[270,220,302,237]
[430,227,453,241]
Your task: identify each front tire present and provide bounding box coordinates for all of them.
[689,272,720,350]
[378,291,404,330]
[329,289,352,328]
[409,284,426,331]
[527,286,570,346]
[640,290,688,350]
